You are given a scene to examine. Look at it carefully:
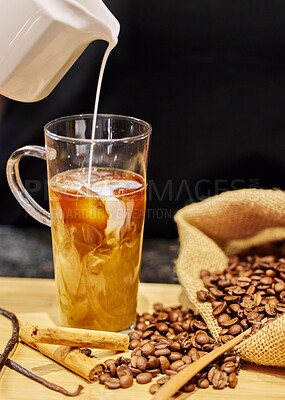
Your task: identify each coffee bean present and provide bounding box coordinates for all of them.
[159,356,170,373]
[169,341,181,352]
[117,364,133,379]
[154,348,171,357]
[155,342,169,350]
[213,301,227,316]
[104,377,121,389]
[246,285,256,295]
[227,324,242,336]
[275,303,285,313]
[129,339,140,350]
[209,287,225,299]
[220,361,236,374]
[128,367,141,377]
[131,355,138,368]
[169,352,183,362]
[240,318,249,330]
[153,303,163,312]
[171,322,183,334]
[233,287,246,295]
[212,371,228,389]
[129,330,142,341]
[168,310,180,322]
[220,317,239,328]
[156,312,168,321]
[170,360,185,371]
[217,313,231,325]
[136,372,153,384]
[142,330,154,339]
[265,303,276,316]
[119,375,133,388]
[181,382,195,392]
[109,363,117,377]
[191,351,206,362]
[237,277,251,287]
[279,291,285,303]
[136,356,147,371]
[246,311,262,323]
[195,331,210,344]
[99,372,111,384]
[219,334,234,343]
[228,372,238,388]
[240,298,255,309]
[149,383,161,394]
[141,342,155,357]
[181,355,192,364]
[208,365,219,383]
[136,322,146,331]
[180,337,192,351]
[202,275,216,289]
[156,322,169,334]
[193,320,207,330]
[164,370,176,377]
[132,349,143,360]
[148,369,160,377]
[147,356,160,369]
[223,295,239,302]
[229,303,241,313]
[104,359,116,370]
[275,281,285,293]
[156,375,170,385]
[268,297,279,306]
[260,276,273,285]
[223,355,237,363]
[197,378,210,388]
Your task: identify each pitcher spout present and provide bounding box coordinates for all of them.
[76,0,120,43]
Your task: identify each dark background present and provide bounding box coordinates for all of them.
[1,1,285,237]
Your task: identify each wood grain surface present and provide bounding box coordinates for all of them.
[0,278,285,399]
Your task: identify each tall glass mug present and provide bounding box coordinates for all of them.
[7,114,151,332]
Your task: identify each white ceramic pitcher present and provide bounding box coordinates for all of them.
[0,0,120,102]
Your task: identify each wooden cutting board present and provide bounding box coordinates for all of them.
[0,277,285,400]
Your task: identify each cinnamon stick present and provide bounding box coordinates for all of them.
[20,325,105,382]
[20,322,129,351]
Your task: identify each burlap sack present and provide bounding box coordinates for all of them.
[174,188,285,366]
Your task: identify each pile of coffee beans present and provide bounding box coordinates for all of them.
[99,303,240,393]
[197,255,285,340]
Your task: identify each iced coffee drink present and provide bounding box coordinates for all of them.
[49,167,146,332]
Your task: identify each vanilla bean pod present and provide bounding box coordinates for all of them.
[5,358,84,397]
[0,307,19,372]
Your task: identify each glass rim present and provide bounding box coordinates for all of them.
[44,113,152,144]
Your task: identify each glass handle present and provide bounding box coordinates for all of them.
[6,145,51,227]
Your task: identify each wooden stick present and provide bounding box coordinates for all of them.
[20,322,129,351]
[20,325,105,382]
[154,328,251,400]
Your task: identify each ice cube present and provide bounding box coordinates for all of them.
[91,179,142,197]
